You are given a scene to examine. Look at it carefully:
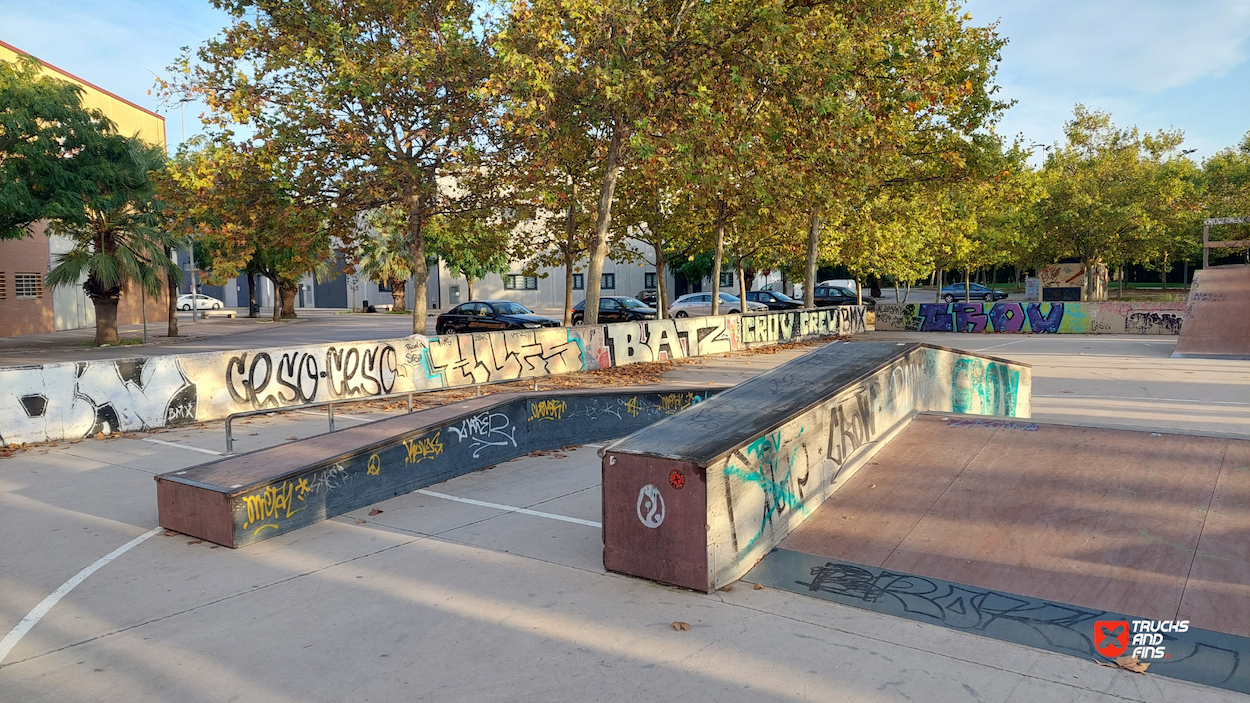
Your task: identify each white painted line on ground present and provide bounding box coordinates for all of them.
[416,490,602,528]
[1034,395,1250,406]
[142,438,223,456]
[974,339,1025,352]
[0,526,161,665]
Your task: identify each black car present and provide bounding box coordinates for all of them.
[745,290,802,310]
[435,301,561,335]
[572,296,657,325]
[635,289,659,307]
[813,286,877,309]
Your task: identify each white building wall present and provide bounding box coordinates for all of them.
[436,243,675,314]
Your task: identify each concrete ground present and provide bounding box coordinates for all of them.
[0,333,1246,702]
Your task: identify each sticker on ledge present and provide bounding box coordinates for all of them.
[669,469,685,490]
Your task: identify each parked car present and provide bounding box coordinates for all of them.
[635,289,659,307]
[572,296,657,324]
[668,292,768,318]
[177,293,224,311]
[745,290,802,310]
[813,285,876,309]
[793,279,856,299]
[435,301,561,335]
[940,282,1008,303]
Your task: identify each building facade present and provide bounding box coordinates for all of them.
[0,41,169,338]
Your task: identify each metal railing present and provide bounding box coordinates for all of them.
[222,377,542,454]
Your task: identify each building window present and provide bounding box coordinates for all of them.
[377,281,391,293]
[644,272,656,289]
[601,273,616,290]
[14,272,42,300]
[572,273,584,290]
[719,271,733,288]
[504,274,538,290]
[0,273,6,300]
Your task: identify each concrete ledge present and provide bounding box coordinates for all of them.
[198,309,236,319]
[156,385,727,547]
[601,341,1032,592]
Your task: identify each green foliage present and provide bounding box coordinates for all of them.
[166,0,495,331]
[1033,105,1202,294]
[0,56,119,239]
[1202,131,1250,259]
[44,136,186,345]
[157,139,332,320]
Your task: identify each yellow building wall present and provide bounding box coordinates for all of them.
[0,41,166,149]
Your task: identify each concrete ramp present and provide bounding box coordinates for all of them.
[1173,265,1250,359]
[749,414,1250,693]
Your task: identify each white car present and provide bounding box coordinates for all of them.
[177,293,224,311]
[668,292,769,318]
[793,279,857,299]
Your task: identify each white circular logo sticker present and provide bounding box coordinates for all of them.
[637,484,665,528]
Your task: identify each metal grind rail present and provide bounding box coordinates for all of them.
[223,378,542,454]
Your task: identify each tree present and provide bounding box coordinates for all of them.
[771,1,1009,306]
[0,56,117,239]
[358,212,417,312]
[491,0,759,324]
[1202,132,1250,265]
[169,0,493,334]
[1034,106,1200,299]
[157,139,333,322]
[44,137,184,345]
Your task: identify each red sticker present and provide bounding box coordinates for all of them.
[669,470,685,490]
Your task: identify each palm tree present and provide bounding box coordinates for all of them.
[357,214,415,312]
[46,136,185,345]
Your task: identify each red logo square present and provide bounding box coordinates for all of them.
[1095,620,1129,658]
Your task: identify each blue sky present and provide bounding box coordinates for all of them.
[3,0,1248,161]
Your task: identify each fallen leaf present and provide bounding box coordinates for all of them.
[95,432,105,440]
[671,621,690,631]
[163,529,178,537]
[369,509,383,516]
[1098,656,1150,674]
[753,583,763,590]
[186,540,202,545]
[1062,389,1075,394]
[355,518,366,524]
[287,436,299,440]
[719,585,734,592]
[553,453,567,459]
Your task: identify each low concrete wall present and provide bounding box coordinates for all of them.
[158,386,727,547]
[601,342,1031,592]
[874,301,1185,334]
[0,306,867,446]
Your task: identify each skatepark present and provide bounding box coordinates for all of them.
[1,282,1249,701]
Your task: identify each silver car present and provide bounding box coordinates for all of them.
[668,292,768,318]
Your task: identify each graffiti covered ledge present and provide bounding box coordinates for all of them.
[600,341,1031,592]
